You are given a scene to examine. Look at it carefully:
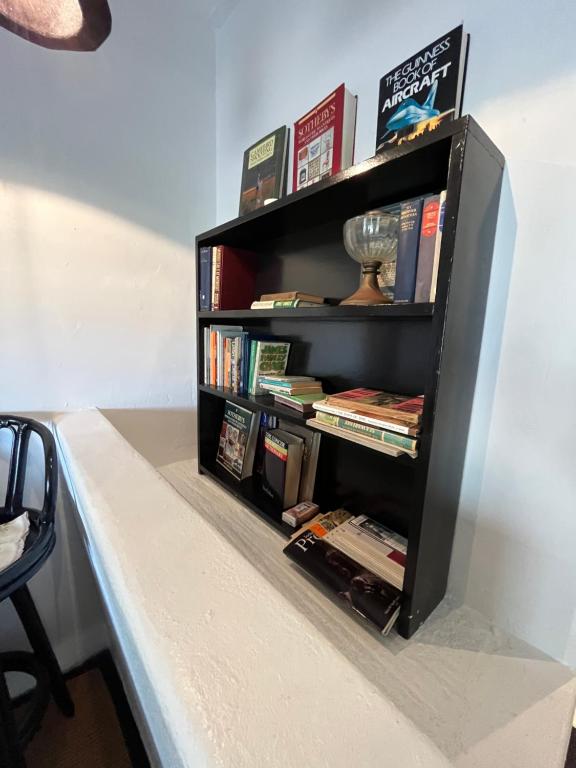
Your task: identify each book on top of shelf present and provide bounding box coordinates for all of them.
[283,524,402,635]
[293,84,357,193]
[326,389,424,425]
[376,25,469,150]
[211,246,257,310]
[216,401,259,481]
[239,126,289,217]
[260,291,325,304]
[312,399,419,435]
[262,429,304,510]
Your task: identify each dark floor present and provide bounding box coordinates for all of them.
[22,653,149,768]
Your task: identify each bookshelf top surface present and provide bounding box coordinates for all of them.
[197,304,434,321]
[196,116,503,245]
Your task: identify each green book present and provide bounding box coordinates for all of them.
[249,341,291,395]
[315,411,417,451]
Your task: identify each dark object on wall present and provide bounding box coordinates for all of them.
[0,0,111,51]
[0,416,74,768]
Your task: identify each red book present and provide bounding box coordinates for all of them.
[211,246,257,310]
[293,84,357,193]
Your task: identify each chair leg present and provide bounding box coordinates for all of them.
[0,667,26,768]
[10,586,74,718]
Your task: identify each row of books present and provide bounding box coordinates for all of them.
[284,509,408,635]
[216,401,321,510]
[307,388,424,459]
[239,26,467,214]
[198,245,256,311]
[203,325,291,395]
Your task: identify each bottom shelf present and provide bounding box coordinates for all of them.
[199,460,295,537]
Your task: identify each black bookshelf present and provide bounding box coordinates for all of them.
[195,116,504,638]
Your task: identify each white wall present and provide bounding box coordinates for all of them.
[0,0,217,672]
[215,0,576,665]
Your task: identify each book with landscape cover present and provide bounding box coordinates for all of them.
[262,429,304,509]
[376,25,469,150]
[239,126,289,216]
[216,401,259,481]
[284,527,402,635]
[293,84,357,193]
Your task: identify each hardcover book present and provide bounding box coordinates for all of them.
[393,197,424,303]
[293,84,357,193]
[284,527,402,635]
[414,194,441,303]
[198,246,211,311]
[239,126,289,216]
[278,420,321,502]
[262,429,304,509]
[211,246,257,310]
[248,340,291,395]
[216,401,259,481]
[376,25,469,150]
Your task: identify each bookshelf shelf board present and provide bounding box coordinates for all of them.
[198,304,434,321]
[199,461,295,536]
[198,384,310,424]
[195,115,504,639]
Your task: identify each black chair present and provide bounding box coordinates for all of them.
[0,416,74,768]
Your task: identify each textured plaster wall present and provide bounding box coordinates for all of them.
[215,0,576,665]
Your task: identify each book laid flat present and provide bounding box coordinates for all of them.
[274,392,325,414]
[325,389,424,425]
[313,411,418,452]
[284,524,402,635]
[312,399,419,435]
[239,126,289,216]
[261,429,304,509]
[216,401,259,481]
[250,300,321,309]
[259,292,325,304]
[376,25,469,150]
[211,245,257,310]
[306,418,418,459]
[293,84,357,193]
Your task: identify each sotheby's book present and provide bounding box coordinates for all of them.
[239,126,289,216]
[376,25,469,150]
[293,84,357,192]
[284,524,402,635]
[216,401,259,481]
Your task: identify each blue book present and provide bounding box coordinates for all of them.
[199,246,211,311]
[394,197,424,303]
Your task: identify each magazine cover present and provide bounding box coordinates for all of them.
[376,25,468,150]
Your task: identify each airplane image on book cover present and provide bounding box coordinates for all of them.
[376,25,469,150]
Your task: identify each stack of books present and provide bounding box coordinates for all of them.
[258,376,324,413]
[307,388,423,458]
[283,509,404,636]
[251,291,325,309]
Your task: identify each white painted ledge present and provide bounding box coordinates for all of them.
[55,409,576,768]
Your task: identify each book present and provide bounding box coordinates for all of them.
[259,376,317,385]
[278,420,321,502]
[293,84,357,193]
[376,25,469,150]
[393,197,424,303]
[260,382,323,396]
[414,194,441,303]
[296,508,352,539]
[216,401,259,481]
[284,527,402,635]
[307,418,418,459]
[260,292,325,304]
[282,501,319,528]
[254,412,278,476]
[211,246,257,310]
[250,300,321,309]
[248,340,291,395]
[314,411,418,452]
[239,126,289,216]
[274,392,325,414]
[312,400,419,436]
[262,429,304,509]
[199,246,212,311]
[325,389,424,425]
[429,190,447,302]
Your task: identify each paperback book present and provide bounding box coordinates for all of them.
[325,389,424,425]
[216,401,259,481]
[376,25,469,150]
[239,126,289,216]
[262,429,304,509]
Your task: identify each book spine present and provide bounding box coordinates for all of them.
[429,190,447,302]
[203,327,210,385]
[315,412,417,451]
[414,195,440,303]
[394,198,423,303]
[210,331,217,387]
[224,338,231,389]
[212,246,223,310]
[248,341,259,395]
[199,247,212,311]
[312,402,413,435]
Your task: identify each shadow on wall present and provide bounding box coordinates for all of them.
[448,168,516,602]
[0,0,215,247]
